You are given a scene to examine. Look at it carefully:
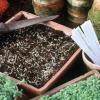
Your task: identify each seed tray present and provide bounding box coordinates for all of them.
[2,11,81,95]
[33,70,100,100]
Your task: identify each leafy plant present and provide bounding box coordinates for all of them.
[40,76,100,100]
[88,0,100,39]
[0,72,22,100]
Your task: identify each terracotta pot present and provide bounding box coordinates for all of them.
[82,51,100,70]
[32,0,64,16]
[33,70,100,100]
[5,11,81,95]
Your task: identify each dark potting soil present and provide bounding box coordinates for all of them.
[0,24,78,88]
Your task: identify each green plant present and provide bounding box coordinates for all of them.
[0,72,22,100]
[40,76,100,100]
[88,0,100,39]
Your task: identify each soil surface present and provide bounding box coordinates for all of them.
[0,24,78,88]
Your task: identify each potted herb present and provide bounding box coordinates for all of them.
[33,70,100,100]
[0,72,22,100]
[32,0,64,16]
[1,11,80,95]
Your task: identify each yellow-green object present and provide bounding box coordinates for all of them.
[88,0,100,39]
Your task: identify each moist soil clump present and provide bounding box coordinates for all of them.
[0,24,78,88]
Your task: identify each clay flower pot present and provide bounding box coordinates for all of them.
[33,70,100,100]
[4,11,81,95]
[82,51,100,70]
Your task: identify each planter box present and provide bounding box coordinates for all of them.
[33,70,100,100]
[3,11,81,95]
